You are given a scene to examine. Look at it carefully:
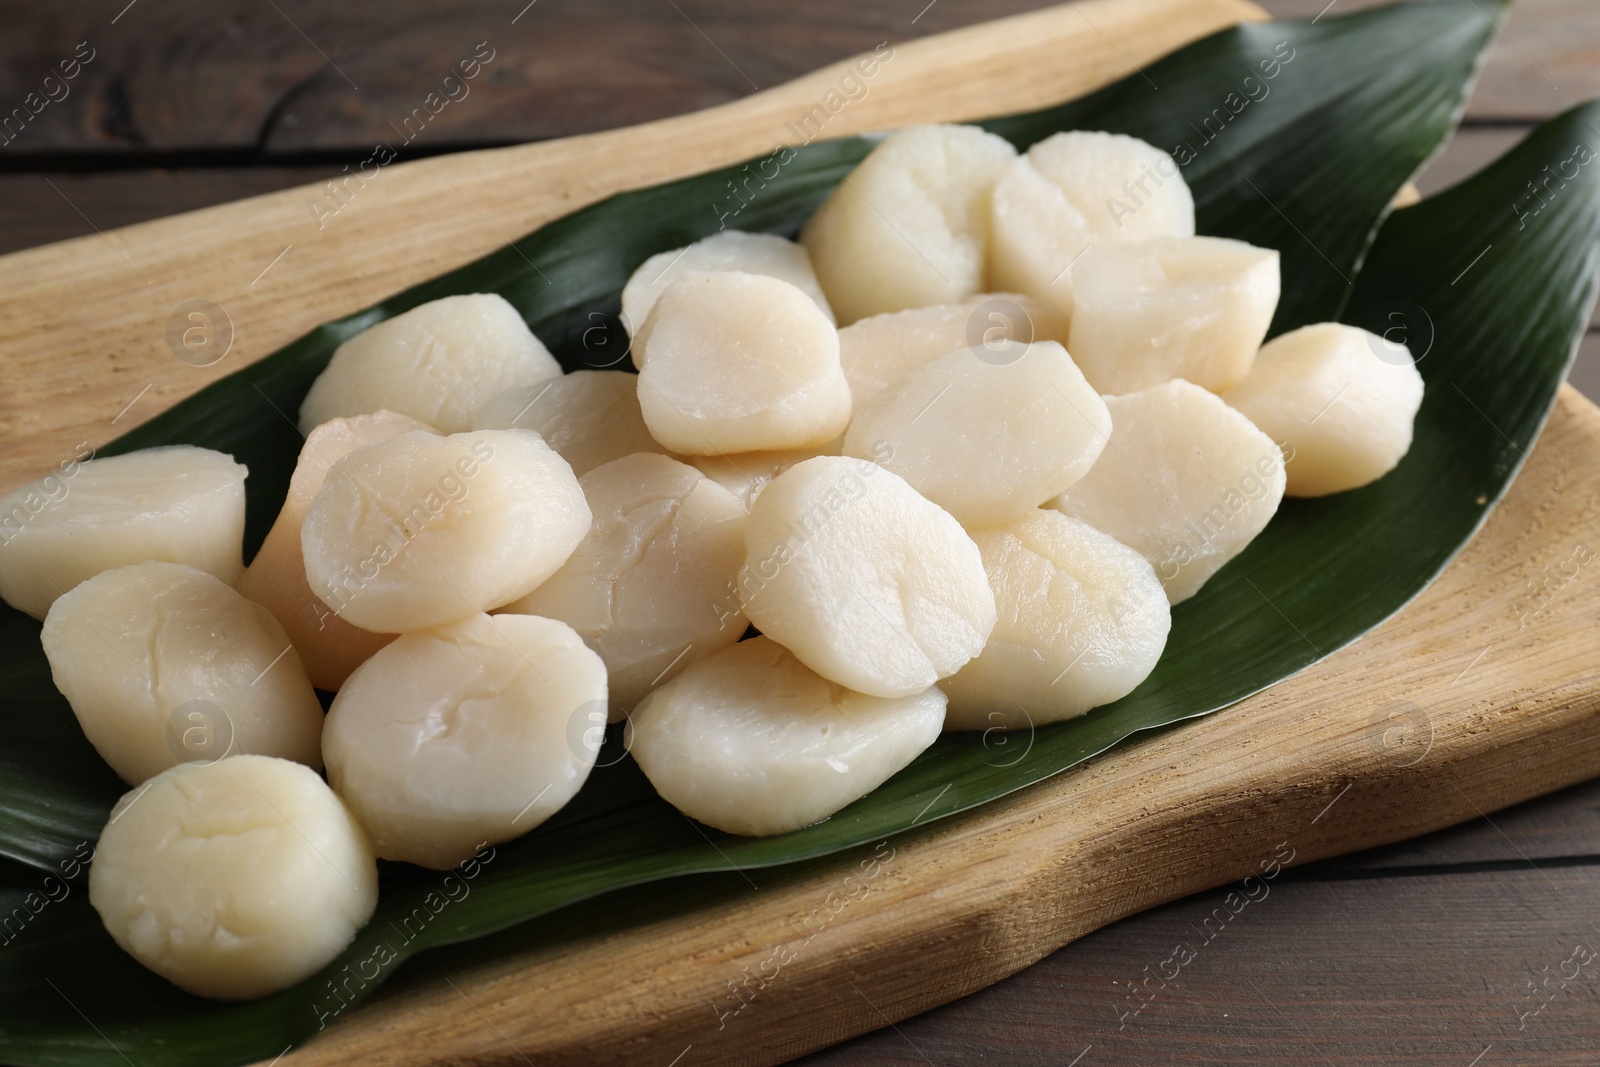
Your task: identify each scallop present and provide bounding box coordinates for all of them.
[739,456,995,698]
[301,429,590,633]
[470,370,663,476]
[299,293,562,433]
[238,410,436,691]
[40,561,324,785]
[322,612,606,869]
[843,339,1110,528]
[626,636,945,836]
[621,230,833,335]
[940,510,1170,730]
[1224,322,1424,497]
[0,445,246,620]
[801,124,1018,323]
[1067,236,1280,395]
[1053,379,1285,604]
[837,292,1070,408]
[685,438,843,511]
[504,453,748,719]
[89,756,377,1000]
[989,131,1194,316]
[635,272,851,455]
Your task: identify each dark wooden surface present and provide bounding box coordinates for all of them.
[2,1,1598,1064]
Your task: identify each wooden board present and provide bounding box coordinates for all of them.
[3,0,1599,1063]
[804,863,1600,1065]
[279,387,1600,1066]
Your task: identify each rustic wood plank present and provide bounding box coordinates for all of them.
[268,386,1600,1066]
[1327,774,1600,871]
[799,863,1600,1065]
[0,167,337,257]
[1570,332,1600,403]
[0,0,1586,161]
[0,0,1060,154]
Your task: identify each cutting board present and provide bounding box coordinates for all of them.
[3,1,1598,1064]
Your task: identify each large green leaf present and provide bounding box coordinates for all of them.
[11,6,1592,1067]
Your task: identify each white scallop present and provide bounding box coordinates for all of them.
[837,292,1070,408]
[738,456,995,698]
[627,636,945,836]
[621,230,834,337]
[1053,380,1286,604]
[89,756,377,1000]
[238,410,437,691]
[801,124,1018,323]
[470,370,663,475]
[843,339,1110,528]
[504,453,748,719]
[299,293,562,433]
[1067,236,1280,395]
[635,272,851,455]
[41,561,324,786]
[322,613,606,870]
[1224,322,1424,497]
[0,445,245,620]
[989,131,1194,317]
[301,429,590,633]
[940,510,1170,730]
[685,438,843,511]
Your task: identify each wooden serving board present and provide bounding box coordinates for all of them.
[3,1,1599,1064]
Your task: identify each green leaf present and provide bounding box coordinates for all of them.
[6,5,1577,1066]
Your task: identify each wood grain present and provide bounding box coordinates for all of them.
[0,0,1064,154]
[1327,773,1600,870]
[0,0,1590,157]
[0,0,1264,497]
[0,167,338,257]
[801,864,1600,1065]
[276,386,1600,1066]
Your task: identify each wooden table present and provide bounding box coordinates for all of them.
[2,1,1598,1063]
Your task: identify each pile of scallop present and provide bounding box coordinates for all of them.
[0,126,1424,1000]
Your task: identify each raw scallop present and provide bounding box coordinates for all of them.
[738,456,995,698]
[1053,379,1285,603]
[627,636,945,836]
[837,292,1070,408]
[301,430,589,633]
[989,130,1194,315]
[471,370,663,476]
[941,510,1170,729]
[1067,236,1280,395]
[89,756,377,1000]
[635,272,851,455]
[843,340,1109,527]
[299,294,561,433]
[621,230,833,334]
[802,124,1018,323]
[322,613,606,869]
[41,561,324,785]
[0,445,245,620]
[1224,322,1424,497]
[237,410,436,690]
[504,453,748,719]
